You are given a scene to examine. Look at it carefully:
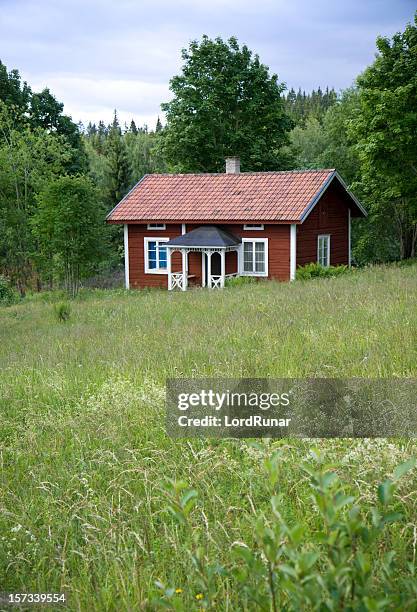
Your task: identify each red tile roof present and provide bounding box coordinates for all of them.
[107,169,338,223]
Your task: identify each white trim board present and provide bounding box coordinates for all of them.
[124,224,130,289]
[240,237,269,277]
[144,237,170,274]
[290,224,297,281]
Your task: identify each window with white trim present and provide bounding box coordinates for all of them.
[243,224,264,230]
[317,235,330,267]
[241,238,268,276]
[147,223,166,230]
[144,237,169,273]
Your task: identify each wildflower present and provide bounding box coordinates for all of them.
[175,588,183,594]
[195,593,204,600]
[11,524,22,533]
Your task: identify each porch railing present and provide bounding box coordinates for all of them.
[208,273,238,289]
[169,272,186,291]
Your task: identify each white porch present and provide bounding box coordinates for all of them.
[167,245,240,291]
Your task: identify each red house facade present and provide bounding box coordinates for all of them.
[106,158,366,290]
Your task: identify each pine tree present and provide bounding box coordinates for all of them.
[129,119,138,135]
[105,118,131,206]
[155,116,162,133]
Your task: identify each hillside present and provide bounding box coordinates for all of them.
[0,263,417,610]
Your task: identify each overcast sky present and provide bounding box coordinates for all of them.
[1,0,415,130]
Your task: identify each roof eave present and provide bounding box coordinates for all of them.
[334,171,368,217]
[300,171,367,223]
[106,174,149,222]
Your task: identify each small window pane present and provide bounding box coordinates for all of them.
[255,259,265,272]
[158,245,167,268]
[318,236,329,267]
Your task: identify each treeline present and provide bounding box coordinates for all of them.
[284,86,338,125]
[1,14,416,295]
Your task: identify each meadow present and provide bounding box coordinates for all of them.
[0,263,417,610]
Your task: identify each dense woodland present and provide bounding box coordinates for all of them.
[0,14,416,295]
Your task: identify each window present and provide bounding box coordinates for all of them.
[317,235,330,267]
[243,224,264,230]
[144,237,169,273]
[241,239,268,276]
[147,223,166,230]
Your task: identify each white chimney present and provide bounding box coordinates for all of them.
[225,157,240,174]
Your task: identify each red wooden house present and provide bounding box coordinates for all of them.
[106,157,366,290]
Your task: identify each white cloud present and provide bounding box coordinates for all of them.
[1,0,414,128]
[27,73,170,128]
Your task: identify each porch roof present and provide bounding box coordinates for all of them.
[166,225,241,248]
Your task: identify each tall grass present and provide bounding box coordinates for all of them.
[0,263,416,609]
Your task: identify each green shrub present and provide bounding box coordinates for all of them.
[0,275,19,305]
[158,454,417,610]
[54,301,71,322]
[296,262,350,280]
[225,275,257,288]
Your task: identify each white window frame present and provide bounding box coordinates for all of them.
[240,238,268,277]
[317,234,331,268]
[147,223,166,230]
[144,237,169,274]
[243,224,264,230]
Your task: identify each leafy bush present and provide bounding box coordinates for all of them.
[225,275,257,288]
[0,275,19,305]
[296,262,350,280]
[158,453,417,610]
[54,301,71,322]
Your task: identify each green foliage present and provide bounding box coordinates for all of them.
[0,101,74,294]
[0,61,87,174]
[159,455,417,610]
[160,35,293,172]
[296,262,350,280]
[0,275,18,305]
[284,86,338,126]
[105,111,131,208]
[288,89,361,182]
[224,275,257,288]
[33,175,104,297]
[350,13,417,261]
[53,301,71,322]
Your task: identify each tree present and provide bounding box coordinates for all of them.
[129,119,138,135]
[0,63,87,174]
[33,176,103,297]
[155,116,163,133]
[350,13,417,260]
[0,101,73,294]
[105,112,131,206]
[160,36,293,172]
[285,86,337,126]
[0,60,31,117]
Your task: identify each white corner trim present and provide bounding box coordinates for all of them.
[348,208,351,267]
[181,223,186,235]
[290,224,297,281]
[239,237,269,277]
[124,224,130,289]
[144,237,170,274]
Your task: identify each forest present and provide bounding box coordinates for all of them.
[0,13,416,296]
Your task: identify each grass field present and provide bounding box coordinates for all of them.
[1,264,417,610]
